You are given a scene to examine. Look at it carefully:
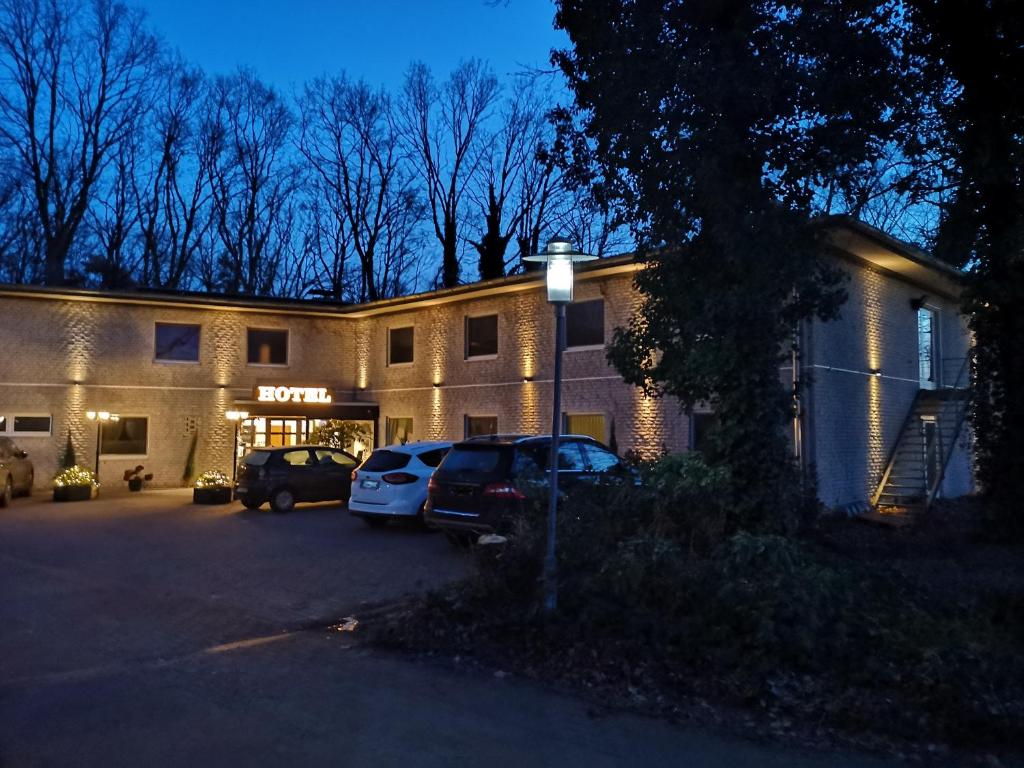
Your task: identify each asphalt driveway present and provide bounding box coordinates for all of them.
[0,490,898,767]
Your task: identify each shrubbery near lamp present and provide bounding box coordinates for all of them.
[193,470,232,504]
[53,466,97,502]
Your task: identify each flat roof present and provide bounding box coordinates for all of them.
[0,220,963,315]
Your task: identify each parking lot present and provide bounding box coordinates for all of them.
[0,490,892,767]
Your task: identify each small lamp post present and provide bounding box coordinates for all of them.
[225,410,249,486]
[85,411,119,481]
[524,236,596,615]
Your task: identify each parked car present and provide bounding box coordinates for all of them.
[348,441,452,527]
[424,435,632,542]
[0,437,34,507]
[235,445,358,513]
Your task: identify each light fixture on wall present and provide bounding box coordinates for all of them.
[523,236,597,616]
[432,382,442,388]
[869,368,882,377]
[523,376,533,383]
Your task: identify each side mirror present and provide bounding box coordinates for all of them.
[17,450,27,459]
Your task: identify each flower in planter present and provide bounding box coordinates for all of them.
[54,466,98,488]
[194,470,230,489]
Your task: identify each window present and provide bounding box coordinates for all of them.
[314,449,356,467]
[100,417,148,456]
[465,415,498,438]
[917,307,938,388]
[10,415,52,436]
[386,417,413,445]
[363,450,413,472]
[565,413,606,443]
[417,447,449,468]
[465,314,498,358]
[247,328,288,366]
[566,299,605,348]
[443,446,505,474]
[281,449,313,466]
[388,326,414,365]
[690,412,718,454]
[0,416,6,433]
[155,323,200,362]
[583,443,622,472]
[556,442,587,470]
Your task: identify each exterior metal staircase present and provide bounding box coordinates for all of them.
[872,355,971,514]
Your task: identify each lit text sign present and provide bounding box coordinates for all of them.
[256,386,333,404]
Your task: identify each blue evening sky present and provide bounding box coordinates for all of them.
[133,0,568,93]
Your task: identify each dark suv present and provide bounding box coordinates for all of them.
[424,435,630,539]
[235,445,357,513]
[0,437,34,507]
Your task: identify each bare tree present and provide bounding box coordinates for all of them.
[400,59,498,288]
[205,70,297,295]
[0,0,156,285]
[132,57,213,289]
[84,134,141,287]
[299,74,423,301]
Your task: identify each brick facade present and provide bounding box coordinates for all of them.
[0,220,973,510]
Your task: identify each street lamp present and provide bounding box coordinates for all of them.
[524,236,596,614]
[225,410,249,486]
[85,410,119,481]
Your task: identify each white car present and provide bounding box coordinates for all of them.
[348,441,452,527]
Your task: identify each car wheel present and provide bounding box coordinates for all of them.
[1,477,11,508]
[270,488,295,514]
[240,496,262,510]
[362,516,388,528]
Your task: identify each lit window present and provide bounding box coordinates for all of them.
[100,417,148,456]
[0,416,5,433]
[386,417,413,445]
[247,329,288,366]
[155,323,200,362]
[565,413,605,443]
[11,415,51,436]
[566,299,604,348]
[465,415,498,438]
[388,327,414,365]
[465,315,498,358]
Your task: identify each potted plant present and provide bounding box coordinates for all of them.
[193,470,232,504]
[123,465,153,492]
[53,466,97,502]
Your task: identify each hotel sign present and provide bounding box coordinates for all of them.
[255,385,333,404]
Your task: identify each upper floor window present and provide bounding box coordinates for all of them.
[566,299,605,348]
[247,328,288,366]
[388,326,414,365]
[465,314,498,358]
[155,323,200,362]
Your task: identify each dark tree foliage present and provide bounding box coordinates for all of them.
[905,0,1024,533]
[554,0,907,529]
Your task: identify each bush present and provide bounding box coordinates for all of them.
[53,466,97,488]
[194,470,230,488]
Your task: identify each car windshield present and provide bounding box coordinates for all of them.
[361,450,411,472]
[243,451,271,466]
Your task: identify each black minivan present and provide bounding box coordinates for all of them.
[424,435,629,539]
[235,445,358,513]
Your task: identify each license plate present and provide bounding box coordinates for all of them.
[361,479,380,490]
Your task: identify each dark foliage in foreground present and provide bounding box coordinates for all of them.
[374,466,1024,753]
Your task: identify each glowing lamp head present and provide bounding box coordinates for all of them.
[522,236,597,305]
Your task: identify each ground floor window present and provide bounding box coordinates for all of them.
[465,415,498,438]
[2,414,52,436]
[100,416,148,456]
[244,417,320,448]
[386,417,413,445]
[564,413,605,443]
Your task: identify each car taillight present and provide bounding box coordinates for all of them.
[382,472,417,485]
[482,482,525,500]
[427,477,439,494]
[351,470,359,481]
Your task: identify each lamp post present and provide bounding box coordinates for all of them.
[225,410,249,486]
[524,236,596,615]
[85,411,119,481]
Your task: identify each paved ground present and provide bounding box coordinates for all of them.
[0,490,896,767]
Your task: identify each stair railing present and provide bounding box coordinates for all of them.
[871,388,925,507]
[924,351,972,510]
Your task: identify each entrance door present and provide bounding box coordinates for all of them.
[921,416,940,492]
[917,307,939,390]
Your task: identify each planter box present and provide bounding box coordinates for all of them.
[193,486,232,505]
[53,485,93,502]
[127,477,143,492]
